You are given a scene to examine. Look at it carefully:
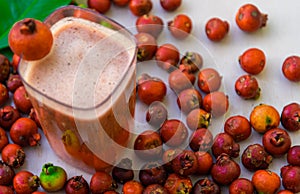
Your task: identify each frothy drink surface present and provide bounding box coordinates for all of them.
[25,17,133,109]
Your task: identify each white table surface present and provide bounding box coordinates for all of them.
[5,0,300,193]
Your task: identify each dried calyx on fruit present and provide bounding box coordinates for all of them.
[8,18,53,61]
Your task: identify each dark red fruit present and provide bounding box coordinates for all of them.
[6,74,23,93]
[112,0,129,6]
[241,143,272,171]
[155,43,180,72]
[134,130,163,159]
[224,115,252,142]
[1,143,26,168]
[210,153,241,185]
[194,151,213,175]
[168,14,192,39]
[0,185,14,194]
[136,14,164,38]
[212,132,240,158]
[281,102,300,132]
[160,0,181,11]
[135,32,157,61]
[112,158,134,184]
[192,178,220,194]
[13,86,33,114]
[0,54,10,83]
[197,68,222,93]
[262,128,291,157]
[0,84,9,106]
[90,171,117,194]
[129,0,152,16]
[168,68,196,94]
[282,55,300,82]
[159,119,188,147]
[0,127,9,151]
[13,170,40,194]
[0,160,15,185]
[177,88,202,115]
[139,161,167,186]
[205,17,229,42]
[87,0,111,13]
[235,3,268,32]
[280,165,300,193]
[179,51,203,73]
[0,105,20,130]
[65,175,89,194]
[202,91,229,117]
[164,173,193,194]
[287,145,300,166]
[189,128,213,152]
[146,101,168,128]
[235,74,260,100]
[162,148,181,172]
[229,178,254,194]
[143,184,169,194]
[171,149,198,176]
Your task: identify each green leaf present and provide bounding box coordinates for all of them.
[0,0,72,49]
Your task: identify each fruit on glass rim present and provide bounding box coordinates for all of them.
[39,163,67,192]
[8,18,53,61]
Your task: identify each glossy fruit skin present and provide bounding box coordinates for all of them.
[6,74,23,93]
[241,143,272,171]
[282,55,300,82]
[280,165,300,193]
[179,51,203,73]
[8,18,53,60]
[0,185,14,194]
[87,0,111,13]
[210,153,241,185]
[139,161,168,186]
[122,180,144,194]
[224,115,251,142]
[202,91,229,117]
[13,170,40,194]
[168,14,193,39]
[160,0,181,11]
[10,117,41,147]
[287,145,300,166]
[177,88,202,115]
[1,143,26,168]
[164,173,193,194]
[205,17,229,42]
[252,169,281,194]
[0,105,20,130]
[235,3,268,32]
[262,128,291,157]
[171,150,198,176]
[194,151,213,175]
[277,190,294,194]
[159,119,188,147]
[192,178,220,194]
[135,32,157,61]
[229,178,254,194]
[156,43,180,72]
[0,54,10,83]
[112,0,130,6]
[250,103,280,133]
[0,160,15,185]
[281,102,300,131]
[136,14,164,38]
[13,86,33,114]
[134,130,163,159]
[137,78,167,105]
[90,171,117,194]
[129,0,152,16]
[146,101,168,128]
[112,158,134,184]
[0,127,9,151]
[212,132,240,158]
[0,84,9,107]
[168,68,196,94]
[65,175,90,194]
[162,148,181,173]
[234,74,260,100]
[239,48,266,75]
[11,54,20,73]
[143,184,169,194]
[40,163,68,192]
[189,128,213,152]
[186,108,211,130]
[197,68,222,93]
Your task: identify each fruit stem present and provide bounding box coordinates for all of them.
[20,18,37,35]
